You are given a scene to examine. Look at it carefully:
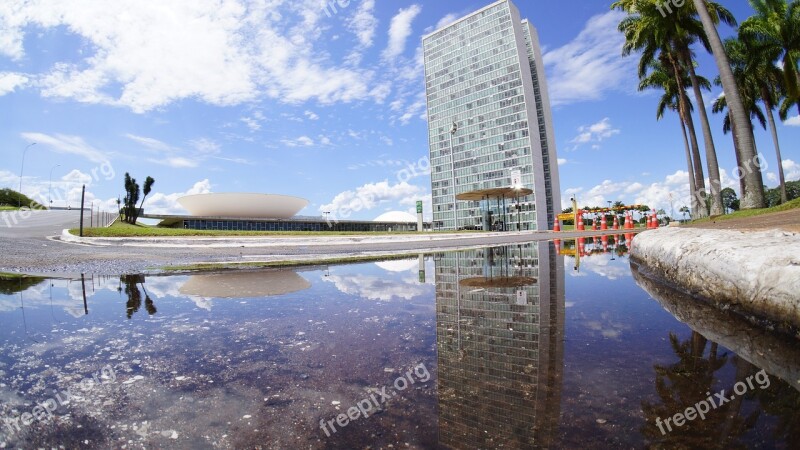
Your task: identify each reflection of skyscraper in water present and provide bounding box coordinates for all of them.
[435,242,565,448]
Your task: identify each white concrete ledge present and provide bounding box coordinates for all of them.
[631,228,800,329]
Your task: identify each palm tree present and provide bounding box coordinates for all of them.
[613,0,735,216]
[680,205,690,221]
[693,0,767,209]
[741,0,800,117]
[669,1,737,216]
[640,57,706,217]
[719,35,788,204]
[135,176,155,223]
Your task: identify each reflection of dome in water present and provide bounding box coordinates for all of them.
[374,211,416,222]
[374,259,418,272]
[179,271,311,298]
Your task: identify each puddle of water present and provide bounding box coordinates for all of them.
[0,237,797,449]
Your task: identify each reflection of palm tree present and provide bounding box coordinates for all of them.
[123,276,142,319]
[121,275,157,318]
[753,372,800,445]
[141,283,157,315]
[641,331,758,447]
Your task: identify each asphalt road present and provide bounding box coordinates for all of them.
[0,209,81,238]
[0,210,637,275]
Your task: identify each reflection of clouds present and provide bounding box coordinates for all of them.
[323,273,429,301]
[144,276,214,311]
[0,279,89,318]
[582,312,629,340]
[374,259,418,272]
[66,277,121,302]
[144,276,190,299]
[568,255,631,280]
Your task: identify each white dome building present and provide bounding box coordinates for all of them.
[178,193,308,219]
[374,211,416,223]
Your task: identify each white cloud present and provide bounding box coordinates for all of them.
[61,169,93,186]
[570,118,620,146]
[321,180,424,219]
[304,110,319,120]
[543,11,637,106]
[240,115,262,132]
[0,168,115,211]
[0,72,28,95]
[783,159,800,181]
[281,136,314,147]
[143,179,212,215]
[348,0,378,48]
[149,156,199,169]
[783,116,800,127]
[557,158,567,166]
[562,170,705,215]
[380,136,394,146]
[383,5,422,61]
[125,134,174,152]
[434,13,459,31]
[3,0,384,112]
[190,138,221,155]
[20,132,110,163]
[665,170,689,186]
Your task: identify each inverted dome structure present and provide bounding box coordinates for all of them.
[374,211,416,222]
[179,271,311,298]
[178,193,308,219]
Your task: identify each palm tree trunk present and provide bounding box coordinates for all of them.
[761,87,788,204]
[728,111,747,197]
[681,49,724,216]
[668,51,708,217]
[693,0,765,209]
[679,115,700,218]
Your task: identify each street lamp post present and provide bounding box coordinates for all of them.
[18,142,37,207]
[449,120,458,230]
[48,164,61,208]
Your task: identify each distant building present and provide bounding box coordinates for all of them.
[422,0,561,231]
[144,193,429,232]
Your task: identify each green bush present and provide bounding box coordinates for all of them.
[0,188,44,209]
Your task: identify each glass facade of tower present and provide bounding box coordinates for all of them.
[423,0,560,231]
[434,242,565,446]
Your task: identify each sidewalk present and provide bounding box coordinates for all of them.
[59,228,634,248]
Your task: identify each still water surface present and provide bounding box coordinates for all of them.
[0,238,797,449]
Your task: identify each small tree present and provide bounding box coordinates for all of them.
[679,206,690,221]
[134,176,155,224]
[721,187,740,213]
[122,173,155,224]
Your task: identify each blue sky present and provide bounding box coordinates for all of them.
[1,0,798,221]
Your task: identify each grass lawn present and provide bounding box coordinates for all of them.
[691,197,800,224]
[0,206,20,211]
[70,221,481,238]
[0,272,47,295]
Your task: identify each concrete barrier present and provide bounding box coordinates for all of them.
[631,227,800,330]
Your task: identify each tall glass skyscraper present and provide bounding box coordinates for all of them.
[423,0,561,231]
